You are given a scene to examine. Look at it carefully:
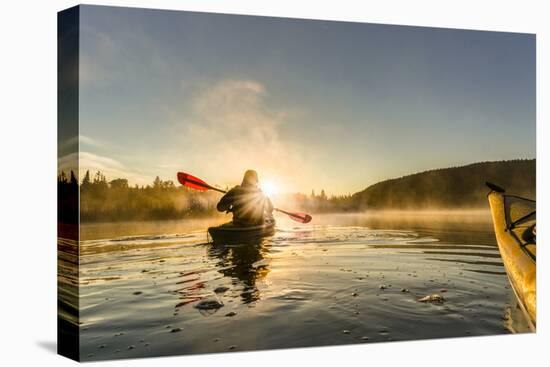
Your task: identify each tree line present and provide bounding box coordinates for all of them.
[58,170,221,222]
[58,159,535,223]
[288,190,354,213]
[58,170,354,223]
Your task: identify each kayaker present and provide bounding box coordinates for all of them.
[216,170,274,226]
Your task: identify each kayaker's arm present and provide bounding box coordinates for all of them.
[217,188,236,213]
[264,196,274,218]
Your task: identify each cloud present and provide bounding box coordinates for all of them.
[177,79,309,190]
[80,151,125,171]
[66,78,312,191]
[59,148,156,186]
[58,152,79,177]
[59,135,107,152]
[77,152,153,185]
[80,136,112,151]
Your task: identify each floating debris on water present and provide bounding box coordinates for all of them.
[352,292,358,297]
[401,288,409,293]
[170,328,182,333]
[379,285,387,290]
[195,299,224,310]
[418,294,446,303]
[342,330,351,334]
[98,344,106,349]
[214,286,230,294]
[228,345,237,350]
[225,312,237,317]
[132,291,143,295]
[128,345,135,350]
[361,336,369,341]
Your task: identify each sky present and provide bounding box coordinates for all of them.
[73,5,536,195]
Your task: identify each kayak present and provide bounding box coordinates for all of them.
[208,219,276,244]
[486,183,536,330]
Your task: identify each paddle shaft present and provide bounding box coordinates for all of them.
[177,171,312,223]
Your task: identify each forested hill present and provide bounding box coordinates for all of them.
[349,159,536,210]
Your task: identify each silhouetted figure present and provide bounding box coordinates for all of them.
[216,170,273,226]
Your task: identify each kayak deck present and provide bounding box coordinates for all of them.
[487,188,536,330]
[208,220,276,244]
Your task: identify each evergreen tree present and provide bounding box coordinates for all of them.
[81,170,91,191]
[58,171,67,184]
[110,178,129,190]
[69,171,78,185]
[153,176,162,190]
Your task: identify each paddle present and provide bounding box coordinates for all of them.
[177,172,312,224]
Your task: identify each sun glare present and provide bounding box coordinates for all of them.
[261,180,279,197]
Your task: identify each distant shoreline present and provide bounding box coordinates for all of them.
[74,209,494,241]
[58,159,535,224]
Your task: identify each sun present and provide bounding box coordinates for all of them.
[260,180,279,197]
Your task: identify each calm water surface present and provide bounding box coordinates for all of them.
[59,211,531,361]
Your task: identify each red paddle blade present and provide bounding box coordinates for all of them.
[286,212,312,224]
[177,172,210,191]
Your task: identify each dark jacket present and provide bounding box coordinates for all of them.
[217,185,273,225]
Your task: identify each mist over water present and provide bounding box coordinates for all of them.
[60,211,531,361]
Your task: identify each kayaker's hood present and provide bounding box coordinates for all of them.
[242,170,259,187]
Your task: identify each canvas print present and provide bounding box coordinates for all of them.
[57,5,536,362]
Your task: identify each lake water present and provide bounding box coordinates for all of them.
[58,211,531,361]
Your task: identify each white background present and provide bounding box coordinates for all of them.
[0,0,548,366]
